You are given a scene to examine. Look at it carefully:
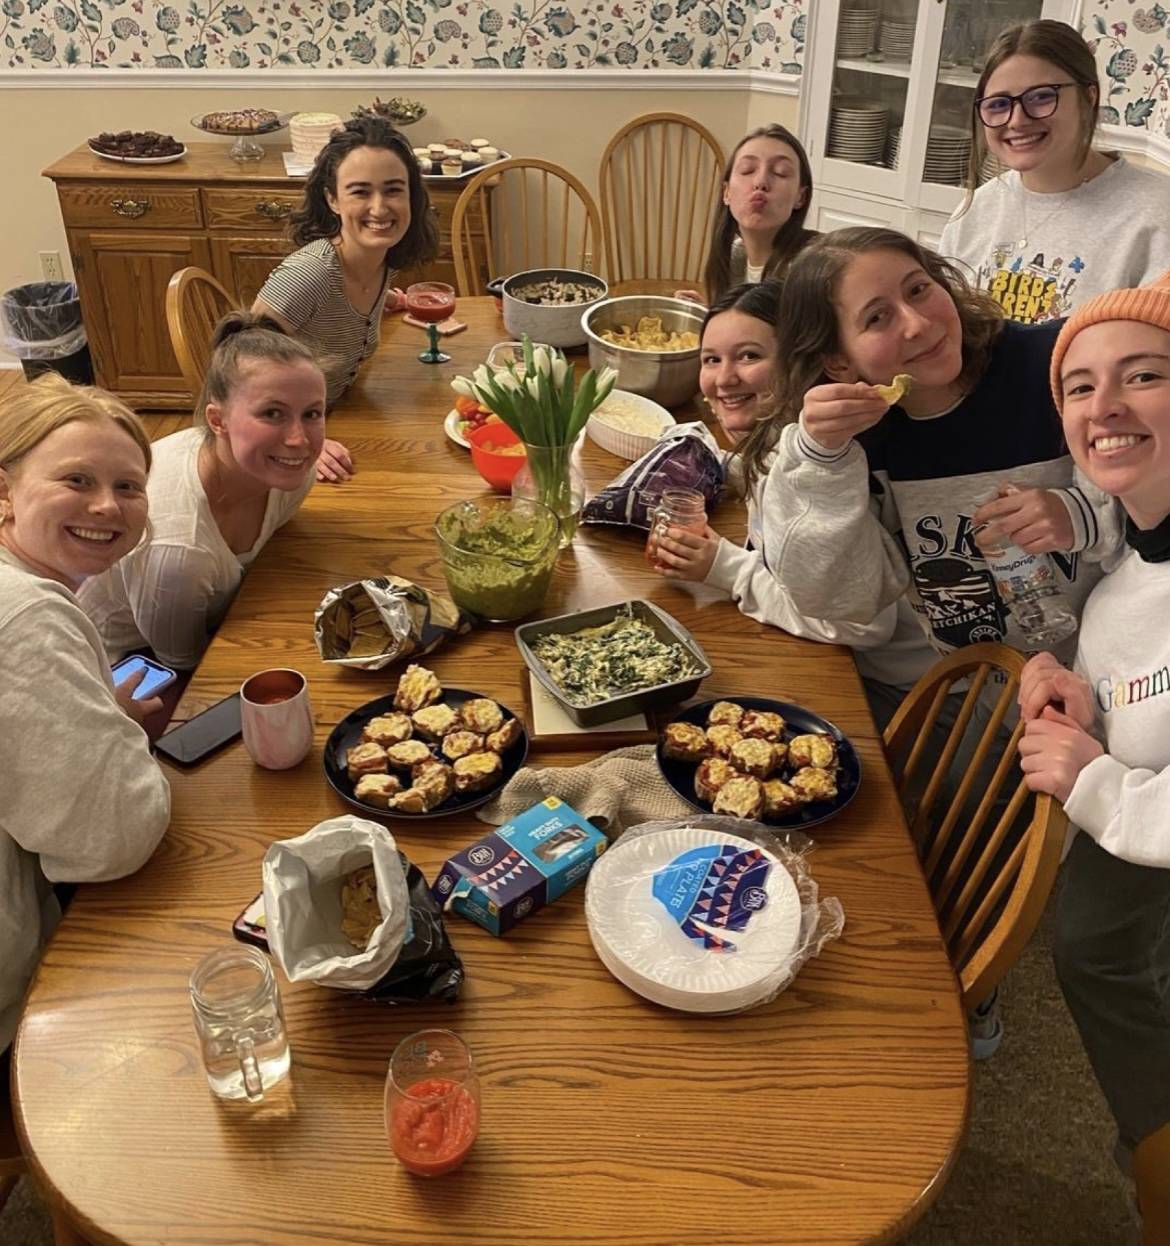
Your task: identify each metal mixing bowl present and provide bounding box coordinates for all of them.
[582,296,703,409]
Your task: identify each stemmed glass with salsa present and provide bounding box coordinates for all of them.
[385,1028,480,1176]
[406,281,457,364]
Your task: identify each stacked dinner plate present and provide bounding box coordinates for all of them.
[837,7,878,57]
[585,825,805,1014]
[877,17,916,60]
[290,112,343,165]
[885,124,903,170]
[827,101,888,164]
[923,123,971,185]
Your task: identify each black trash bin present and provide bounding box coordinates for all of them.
[0,281,94,385]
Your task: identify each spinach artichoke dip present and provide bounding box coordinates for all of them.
[529,614,700,707]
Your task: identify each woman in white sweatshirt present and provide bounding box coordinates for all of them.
[1020,271,1170,1241]
[0,373,170,1056]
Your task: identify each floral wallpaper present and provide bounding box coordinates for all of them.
[0,0,802,70]
[0,0,1165,138]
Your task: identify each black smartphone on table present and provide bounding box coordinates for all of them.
[155,693,242,766]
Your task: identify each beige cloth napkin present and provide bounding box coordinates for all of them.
[476,744,693,835]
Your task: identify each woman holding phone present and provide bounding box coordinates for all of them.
[0,372,170,1057]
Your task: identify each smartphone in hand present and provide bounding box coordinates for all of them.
[111,654,177,700]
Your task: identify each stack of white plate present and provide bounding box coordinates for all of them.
[585,825,804,1014]
[979,149,1006,184]
[877,17,916,59]
[885,125,903,170]
[827,101,888,164]
[837,7,878,57]
[923,123,971,185]
[289,112,343,165]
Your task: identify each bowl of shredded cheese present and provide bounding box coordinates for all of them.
[586,389,675,461]
[582,296,703,409]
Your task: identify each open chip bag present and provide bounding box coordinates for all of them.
[584,815,844,1014]
[314,575,473,670]
[262,815,463,1003]
[581,422,725,531]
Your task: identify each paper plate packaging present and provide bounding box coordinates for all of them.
[585,816,844,1014]
[314,575,472,670]
[432,797,607,935]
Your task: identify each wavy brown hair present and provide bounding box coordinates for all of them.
[958,20,1100,213]
[289,116,438,270]
[737,228,1005,490]
[703,125,815,305]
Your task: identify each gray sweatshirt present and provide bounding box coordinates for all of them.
[940,156,1170,323]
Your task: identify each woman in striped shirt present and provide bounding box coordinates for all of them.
[254,117,439,482]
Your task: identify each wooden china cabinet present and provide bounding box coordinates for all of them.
[43,142,488,410]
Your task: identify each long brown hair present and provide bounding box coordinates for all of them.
[703,125,815,305]
[737,228,1005,490]
[959,19,1100,212]
[289,116,439,270]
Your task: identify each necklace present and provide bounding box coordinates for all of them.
[1013,158,1108,252]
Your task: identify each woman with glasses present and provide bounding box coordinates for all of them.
[941,20,1170,325]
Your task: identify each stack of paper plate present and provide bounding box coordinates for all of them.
[924,124,971,185]
[585,825,803,1014]
[877,17,916,60]
[827,101,888,164]
[837,7,878,57]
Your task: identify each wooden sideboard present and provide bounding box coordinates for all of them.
[43,142,488,410]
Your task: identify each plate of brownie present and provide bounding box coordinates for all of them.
[656,695,861,829]
[88,131,187,163]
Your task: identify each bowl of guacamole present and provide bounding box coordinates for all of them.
[434,496,560,622]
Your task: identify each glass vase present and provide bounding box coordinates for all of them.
[511,441,586,549]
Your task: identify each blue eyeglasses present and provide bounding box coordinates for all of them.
[975,82,1081,128]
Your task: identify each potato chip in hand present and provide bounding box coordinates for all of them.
[874,373,913,405]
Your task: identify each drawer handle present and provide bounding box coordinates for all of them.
[255,200,292,221]
[111,198,149,219]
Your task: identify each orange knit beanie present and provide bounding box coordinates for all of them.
[1050,268,1170,409]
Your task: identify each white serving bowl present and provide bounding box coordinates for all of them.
[586,389,675,461]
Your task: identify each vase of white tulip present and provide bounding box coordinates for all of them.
[451,337,617,548]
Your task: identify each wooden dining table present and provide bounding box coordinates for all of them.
[13,298,970,1246]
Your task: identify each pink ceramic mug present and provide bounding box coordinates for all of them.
[240,669,314,770]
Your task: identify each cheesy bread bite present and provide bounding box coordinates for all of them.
[712,775,764,820]
[411,703,460,740]
[740,710,785,741]
[385,739,434,770]
[361,713,413,747]
[662,721,710,763]
[453,751,502,793]
[695,757,738,803]
[791,766,838,803]
[460,697,504,735]
[388,787,431,814]
[442,730,485,761]
[788,733,838,770]
[729,737,777,780]
[486,718,522,754]
[762,779,803,819]
[413,759,455,806]
[346,741,388,782]
[394,664,442,713]
[707,701,745,728]
[354,773,403,808]
[706,724,743,758]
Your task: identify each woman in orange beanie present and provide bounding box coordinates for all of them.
[1019,269,1170,1241]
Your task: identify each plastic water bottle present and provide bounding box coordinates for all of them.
[983,540,1077,646]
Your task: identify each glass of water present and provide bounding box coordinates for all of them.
[189,945,291,1102]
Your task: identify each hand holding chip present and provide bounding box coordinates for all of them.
[799,382,892,452]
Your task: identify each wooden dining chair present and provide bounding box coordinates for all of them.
[882,642,1068,1012]
[164,267,235,396]
[0,1093,23,1218]
[449,157,604,297]
[598,112,726,296]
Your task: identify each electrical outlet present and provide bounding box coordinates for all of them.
[39,251,64,281]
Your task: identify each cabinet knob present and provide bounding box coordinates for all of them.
[111,198,149,219]
[255,199,292,221]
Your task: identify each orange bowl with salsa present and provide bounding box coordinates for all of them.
[466,420,526,491]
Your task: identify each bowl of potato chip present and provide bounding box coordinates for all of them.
[582,296,703,409]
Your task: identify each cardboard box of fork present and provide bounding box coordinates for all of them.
[431,797,607,935]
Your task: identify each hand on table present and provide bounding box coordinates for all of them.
[384,287,408,314]
[1019,652,1096,729]
[653,524,721,582]
[973,486,1073,555]
[316,438,354,484]
[1017,705,1103,803]
[114,666,163,725]
[800,382,889,452]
